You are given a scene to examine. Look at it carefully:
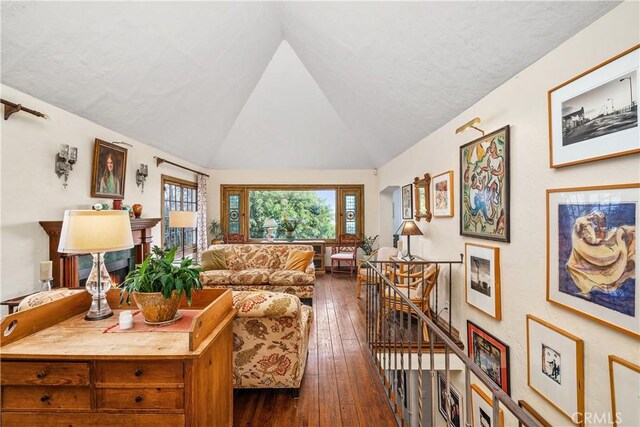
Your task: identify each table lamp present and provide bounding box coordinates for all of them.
[58,210,133,320]
[396,220,423,260]
[263,218,278,242]
[169,210,198,260]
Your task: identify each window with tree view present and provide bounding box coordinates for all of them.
[249,190,336,239]
[162,175,197,256]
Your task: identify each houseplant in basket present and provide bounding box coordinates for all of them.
[209,219,224,245]
[119,246,203,323]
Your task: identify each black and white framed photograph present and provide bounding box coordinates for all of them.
[471,384,503,427]
[465,243,501,320]
[548,45,639,168]
[402,183,413,219]
[438,372,462,427]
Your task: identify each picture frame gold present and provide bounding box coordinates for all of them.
[433,170,454,217]
[517,400,551,427]
[546,183,639,338]
[609,355,640,427]
[465,243,501,320]
[470,384,504,427]
[91,139,128,199]
[526,315,584,426]
[413,173,432,222]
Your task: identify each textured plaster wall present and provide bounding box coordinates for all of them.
[0,84,204,314]
[377,3,639,426]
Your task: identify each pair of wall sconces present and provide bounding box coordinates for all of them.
[55,144,78,188]
[136,164,149,193]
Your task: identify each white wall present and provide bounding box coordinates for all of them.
[0,85,205,312]
[377,3,639,426]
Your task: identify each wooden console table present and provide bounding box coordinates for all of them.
[0,288,235,426]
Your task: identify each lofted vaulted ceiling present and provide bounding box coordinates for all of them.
[1,1,619,169]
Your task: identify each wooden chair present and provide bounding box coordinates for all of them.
[225,233,245,244]
[330,234,360,276]
[355,246,396,298]
[383,263,439,342]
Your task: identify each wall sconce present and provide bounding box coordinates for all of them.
[455,117,485,136]
[55,144,78,188]
[136,164,149,192]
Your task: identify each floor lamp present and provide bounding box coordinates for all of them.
[396,220,423,260]
[169,210,199,260]
[58,210,134,320]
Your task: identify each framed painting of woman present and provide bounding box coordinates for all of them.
[91,139,127,199]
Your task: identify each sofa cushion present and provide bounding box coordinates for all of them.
[232,245,279,270]
[201,248,227,271]
[17,288,83,312]
[200,270,233,286]
[230,269,272,285]
[269,270,315,286]
[284,250,314,272]
[209,284,314,299]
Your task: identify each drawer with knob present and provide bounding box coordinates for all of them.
[1,385,91,410]
[95,361,184,385]
[0,361,90,386]
[96,387,184,410]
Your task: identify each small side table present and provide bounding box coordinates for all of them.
[0,293,36,314]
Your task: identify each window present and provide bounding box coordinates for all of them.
[162,175,197,257]
[221,185,364,242]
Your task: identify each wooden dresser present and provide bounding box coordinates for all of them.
[0,289,236,426]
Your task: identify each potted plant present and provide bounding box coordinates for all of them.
[281,217,299,241]
[209,219,224,244]
[119,246,203,323]
[359,234,379,257]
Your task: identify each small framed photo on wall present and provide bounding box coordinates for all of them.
[526,315,584,426]
[402,183,413,219]
[91,139,128,199]
[609,355,640,427]
[433,171,454,217]
[470,384,504,427]
[438,372,462,427]
[465,243,501,320]
[467,321,510,395]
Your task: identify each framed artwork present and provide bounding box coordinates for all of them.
[609,355,640,427]
[465,243,501,320]
[438,372,462,427]
[548,45,639,168]
[433,171,454,217]
[546,183,639,338]
[470,384,503,427]
[517,400,551,427]
[91,139,127,199]
[402,183,413,219]
[414,173,432,221]
[467,321,510,394]
[526,315,584,426]
[460,126,510,242]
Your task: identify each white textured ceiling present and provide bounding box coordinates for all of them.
[1,1,619,169]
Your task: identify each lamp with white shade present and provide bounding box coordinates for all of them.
[263,218,278,242]
[58,210,134,320]
[169,210,198,260]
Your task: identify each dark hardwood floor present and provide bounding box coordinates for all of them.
[233,274,398,426]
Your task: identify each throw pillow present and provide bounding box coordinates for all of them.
[201,249,227,271]
[284,250,315,272]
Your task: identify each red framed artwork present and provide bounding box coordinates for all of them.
[467,320,510,395]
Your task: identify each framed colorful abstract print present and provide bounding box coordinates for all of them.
[467,321,510,394]
[526,315,584,426]
[546,183,639,338]
[460,126,510,242]
[517,400,551,427]
[465,243,501,320]
[402,183,413,220]
[433,171,454,217]
[548,45,639,168]
[470,384,504,427]
[438,372,462,427]
[609,355,640,427]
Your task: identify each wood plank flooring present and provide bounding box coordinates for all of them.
[233,274,398,426]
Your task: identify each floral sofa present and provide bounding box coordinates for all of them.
[232,290,313,390]
[200,244,316,300]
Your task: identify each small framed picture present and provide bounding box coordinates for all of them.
[402,183,413,219]
[470,384,503,427]
[91,139,128,199]
[609,355,640,427]
[467,321,510,394]
[517,400,551,427]
[438,372,462,427]
[546,183,639,338]
[433,171,454,217]
[526,315,584,426]
[548,45,639,168]
[465,243,501,320]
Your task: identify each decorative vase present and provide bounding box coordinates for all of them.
[113,199,123,210]
[285,231,294,241]
[132,290,181,323]
[132,204,143,219]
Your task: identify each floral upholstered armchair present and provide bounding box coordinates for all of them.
[232,290,313,390]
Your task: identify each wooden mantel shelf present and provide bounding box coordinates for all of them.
[39,218,161,288]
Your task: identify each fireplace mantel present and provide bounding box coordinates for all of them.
[39,217,162,288]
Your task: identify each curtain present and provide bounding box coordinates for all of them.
[197,174,208,263]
